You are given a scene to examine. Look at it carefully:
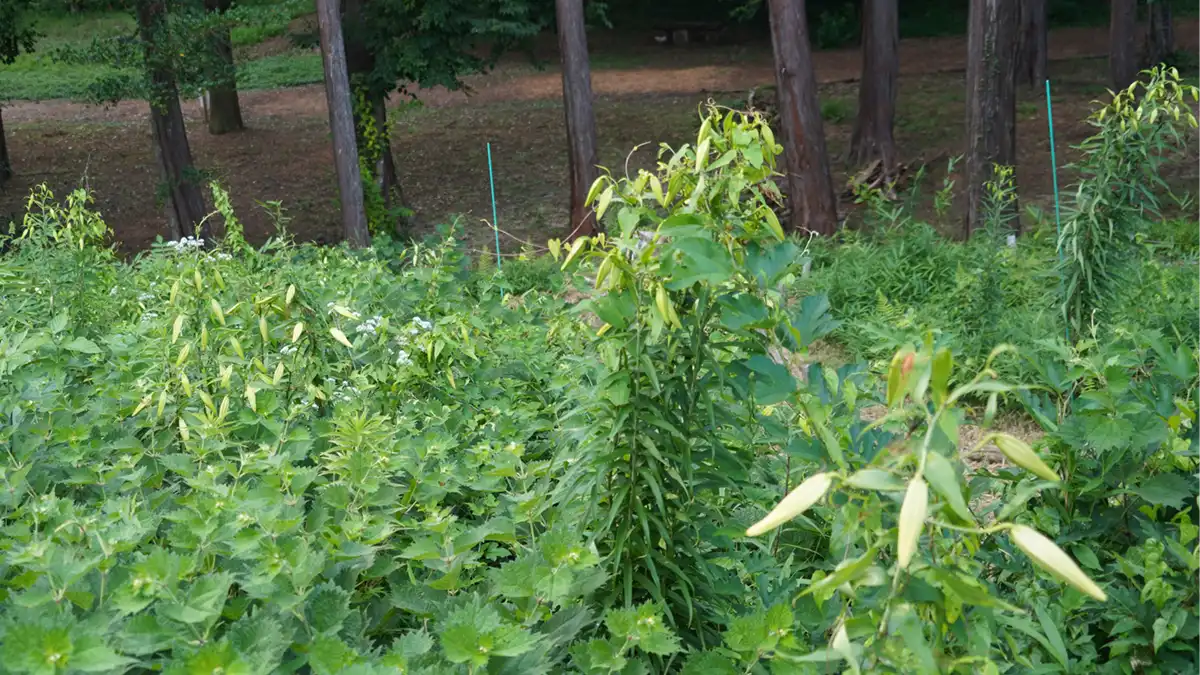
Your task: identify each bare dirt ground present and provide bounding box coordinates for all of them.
[2,20,1197,253]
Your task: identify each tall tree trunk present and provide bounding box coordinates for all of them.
[316,0,369,247]
[964,0,1019,236]
[767,0,838,236]
[204,0,244,134]
[556,0,599,239]
[1109,0,1138,91]
[0,105,10,186]
[848,0,898,173]
[1144,0,1174,67]
[137,0,208,241]
[369,95,413,233]
[342,0,412,234]
[1016,0,1047,88]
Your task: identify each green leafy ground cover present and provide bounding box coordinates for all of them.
[0,98,1196,673]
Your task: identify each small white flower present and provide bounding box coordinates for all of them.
[109,287,118,296]
[354,315,383,335]
[164,236,204,253]
[396,349,412,366]
[280,344,297,356]
[138,292,154,302]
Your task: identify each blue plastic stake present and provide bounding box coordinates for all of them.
[487,143,502,271]
[1045,79,1068,342]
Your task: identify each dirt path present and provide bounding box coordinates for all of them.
[6,20,1196,125]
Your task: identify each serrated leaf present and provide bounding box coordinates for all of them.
[1132,473,1192,508]
[306,582,352,636]
[71,641,136,672]
[49,311,69,334]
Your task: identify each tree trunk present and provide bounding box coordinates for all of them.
[369,95,414,234]
[1016,0,1047,88]
[1109,0,1139,91]
[341,0,412,235]
[1145,0,1174,67]
[767,0,838,236]
[848,0,898,174]
[0,105,10,186]
[204,0,244,134]
[964,0,1019,236]
[555,0,600,239]
[316,0,370,248]
[137,0,209,241]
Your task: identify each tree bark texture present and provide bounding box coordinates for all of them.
[555,0,600,239]
[964,0,1019,236]
[1109,0,1139,90]
[316,0,370,248]
[1144,0,1174,67]
[849,0,898,173]
[342,0,412,234]
[204,0,244,134]
[767,0,838,236]
[1016,0,1047,88]
[137,0,208,241]
[368,95,414,234]
[0,106,10,185]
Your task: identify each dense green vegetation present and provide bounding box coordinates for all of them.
[0,85,1196,672]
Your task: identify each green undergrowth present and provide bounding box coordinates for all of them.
[0,102,1196,673]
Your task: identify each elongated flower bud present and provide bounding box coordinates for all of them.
[993,434,1059,482]
[1010,525,1106,601]
[330,327,353,348]
[897,478,928,569]
[747,472,833,537]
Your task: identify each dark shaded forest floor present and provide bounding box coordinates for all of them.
[2,19,1197,253]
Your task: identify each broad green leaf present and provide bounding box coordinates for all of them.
[1153,607,1186,652]
[1132,473,1192,508]
[924,452,975,524]
[70,641,136,673]
[49,311,69,334]
[64,336,102,354]
[844,469,905,492]
[663,237,734,289]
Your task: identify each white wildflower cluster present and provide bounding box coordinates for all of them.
[355,315,384,335]
[137,292,155,303]
[280,344,298,357]
[109,287,119,297]
[211,251,233,261]
[390,315,432,366]
[325,377,360,404]
[164,236,204,253]
[140,311,159,323]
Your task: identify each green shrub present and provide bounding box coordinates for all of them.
[0,100,1195,674]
